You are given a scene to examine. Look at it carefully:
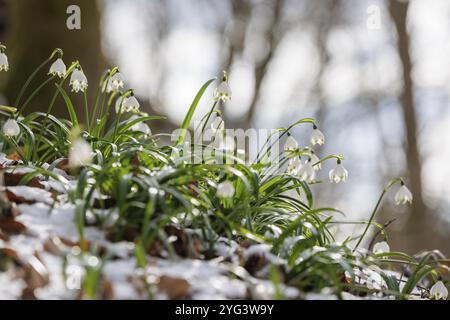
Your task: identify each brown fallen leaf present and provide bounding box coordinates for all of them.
[7,153,21,162]
[100,280,114,300]
[0,218,27,234]
[4,172,45,189]
[43,236,65,256]
[20,255,50,299]
[243,251,269,277]
[157,275,190,299]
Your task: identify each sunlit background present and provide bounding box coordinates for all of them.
[0,0,449,254]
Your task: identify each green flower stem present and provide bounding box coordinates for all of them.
[33,62,79,163]
[19,75,56,114]
[352,178,402,252]
[111,90,132,143]
[14,48,62,109]
[84,91,90,132]
[90,69,111,130]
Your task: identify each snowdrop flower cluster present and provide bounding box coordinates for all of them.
[310,125,325,146]
[394,183,413,205]
[430,281,448,300]
[214,72,232,102]
[0,44,8,72]
[48,58,67,78]
[216,181,235,199]
[68,138,93,168]
[116,93,140,114]
[372,241,390,254]
[283,135,347,184]
[329,159,348,183]
[2,119,20,137]
[69,69,88,93]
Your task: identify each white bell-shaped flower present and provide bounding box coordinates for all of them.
[298,160,316,183]
[287,156,301,175]
[108,72,125,92]
[311,125,325,146]
[329,160,348,183]
[130,115,151,135]
[70,69,88,93]
[394,184,413,205]
[217,180,235,199]
[372,241,390,254]
[49,58,67,78]
[122,95,140,113]
[284,136,298,151]
[214,81,232,102]
[430,281,448,300]
[0,52,9,72]
[2,119,20,137]
[68,138,93,168]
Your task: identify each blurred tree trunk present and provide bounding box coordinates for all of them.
[388,0,448,254]
[3,0,104,120]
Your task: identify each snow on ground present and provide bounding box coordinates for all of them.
[0,186,304,300]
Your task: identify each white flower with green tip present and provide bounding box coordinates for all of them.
[311,125,325,146]
[49,58,66,78]
[70,69,88,93]
[329,160,348,183]
[217,181,235,199]
[394,184,413,205]
[2,119,20,137]
[372,241,390,254]
[430,281,448,300]
[298,160,316,183]
[0,52,8,72]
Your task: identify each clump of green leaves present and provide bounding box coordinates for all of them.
[0,47,448,300]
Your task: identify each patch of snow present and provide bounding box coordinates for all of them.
[7,186,54,204]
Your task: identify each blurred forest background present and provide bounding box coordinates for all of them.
[0,0,449,255]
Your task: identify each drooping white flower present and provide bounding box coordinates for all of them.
[68,138,93,168]
[287,157,301,175]
[130,115,151,135]
[430,281,448,300]
[372,241,390,254]
[211,116,225,133]
[217,180,235,199]
[69,69,88,93]
[122,95,140,113]
[311,126,325,146]
[0,52,8,72]
[2,119,20,137]
[394,184,413,205]
[284,136,298,151]
[49,58,66,78]
[214,81,232,102]
[298,160,316,183]
[108,72,125,92]
[309,150,321,171]
[329,160,348,183]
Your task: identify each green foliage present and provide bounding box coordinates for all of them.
[0,48,448,300]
